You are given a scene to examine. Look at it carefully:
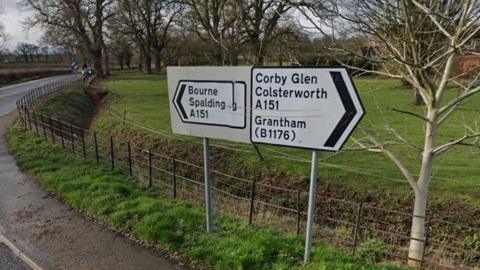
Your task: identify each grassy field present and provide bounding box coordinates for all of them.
[8,122,403,270]
[0,63,70,86]
[95,72,480,208]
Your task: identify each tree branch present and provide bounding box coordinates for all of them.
[361,128,418,192]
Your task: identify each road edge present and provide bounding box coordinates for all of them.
[0,233,43,270]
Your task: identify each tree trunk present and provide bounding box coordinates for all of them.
[145,52,152,74]
[408,190,428,266]
[408,107,436,267]
[215,44,224,66]
[105,50,111,76]
[93,53,105,78]
[138,49,144,71]
[154,50,161,73]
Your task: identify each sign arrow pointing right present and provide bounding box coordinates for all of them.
[324,71,358,147]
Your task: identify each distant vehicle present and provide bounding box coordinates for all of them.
[70,62,79,73]
[82,67,93,81]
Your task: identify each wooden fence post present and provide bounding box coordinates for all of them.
[49,116,55,143]
[23,107,27,130]
[41,114,47,140]
[33,111,39,134]
[148,150,152,188]
[110,136,114,170]
[351,202,363,255]
[70,124,75,154]
[128,142,132,176]
[94,132,99,164]
[26,108,32,130]
[81,131,86,159]
[60,121,64,148]
[172,158,177,199]
[249,178,257,225]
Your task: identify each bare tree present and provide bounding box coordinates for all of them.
[25,0,115,78]
[182,0,238,65]
[296,0,480,266]
[115,0,179,73]
[16,42,30,62]
[0,22,5,52]
[42,25,87,66]
[236,0,292,65]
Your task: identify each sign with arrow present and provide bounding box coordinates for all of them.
[250,67,364,151]
[173,80,246,128]
[167,66,251,143]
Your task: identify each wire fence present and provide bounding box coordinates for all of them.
[15,81,480,270]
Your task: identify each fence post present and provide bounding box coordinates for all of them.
[41,114,47,140]
[110,136,114,170]
[127,142,132,176]
[26,108,32,130]
[60,121,64,148]
[49,116,55,143]
[94,132,99,164]
[23,107,28,130]
[148,150,152,188]
[351,202,363,256]
[248,177,257,225]
[297,190,301,238]
[70,124,75,154]
[172,158,177,199]
[33,111,39,134]
[81,131,86,159]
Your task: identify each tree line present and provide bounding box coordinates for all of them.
[24,0,358,78]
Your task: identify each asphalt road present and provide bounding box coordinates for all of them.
[0,76,183,269]
[0,243,30,270]
[0,75,79,116]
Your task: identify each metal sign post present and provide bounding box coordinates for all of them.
[304,151,319,262]
[203,137,212,233]
[168,66,365,256]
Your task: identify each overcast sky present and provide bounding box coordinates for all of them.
[1,0,43,50]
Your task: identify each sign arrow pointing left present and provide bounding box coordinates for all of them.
[173,80,247,128]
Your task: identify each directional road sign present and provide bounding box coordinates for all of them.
[173,80,246,128]
[168,66,251,143]
[250,67,364,151]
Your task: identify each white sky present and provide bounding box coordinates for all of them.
[1,0,43,50]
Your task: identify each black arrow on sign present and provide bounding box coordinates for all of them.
[175,84,188,120]
[324,72,357,148]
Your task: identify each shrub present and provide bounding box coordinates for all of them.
[357,239,389,263]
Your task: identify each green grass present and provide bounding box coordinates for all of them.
[93,72,480,209]
[8,124,403,270]
[35,90,96,127]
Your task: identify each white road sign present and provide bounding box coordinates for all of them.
[173,80,246,128]
[168,67,251,143]
[250,67,364,151]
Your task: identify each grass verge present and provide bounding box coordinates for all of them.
[8,122,402,270]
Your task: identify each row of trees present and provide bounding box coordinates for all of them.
[24,0,480,268]
[25,0,311,77]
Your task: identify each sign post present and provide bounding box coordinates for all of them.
[250,67,364,262]
[168,66,365,255]
[203,137,212,233]
[304,151,319,262]
[168,67,251,234]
